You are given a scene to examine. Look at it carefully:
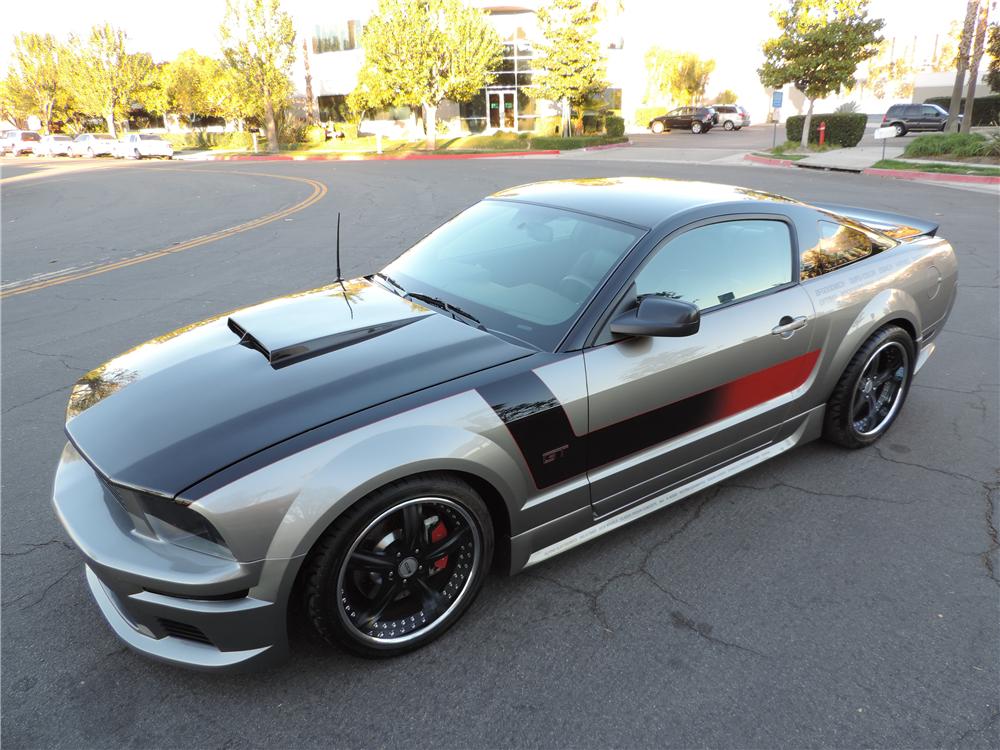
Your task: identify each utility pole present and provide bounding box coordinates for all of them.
[946,0,981,132]
[963,1,993,128]
[303,38,317,124]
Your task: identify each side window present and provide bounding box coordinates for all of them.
[634,220,793,310]
[800,221,890,280]
[922,105,942,117]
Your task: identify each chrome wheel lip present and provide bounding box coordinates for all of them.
[849,341,910,438]
[336,496,482,647]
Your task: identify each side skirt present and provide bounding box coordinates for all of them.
[515,404,825,571]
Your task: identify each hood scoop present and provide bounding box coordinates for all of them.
[226,282,430,369]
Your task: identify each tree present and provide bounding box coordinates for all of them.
[931,21,962,72]
[866,40,915,98]
[67,24,155,136]
[4,33,66,133]
[220,0,296,153]
[759,0,884,148]
[963,2,990,127]
[160,50,224,123]
[946,0,981,132]
[645,49,715,106]
[987,23,1000,92]
[714,89,738,105]
[354,0,502,148]
[675,53,715,105]
[530,0,608,137]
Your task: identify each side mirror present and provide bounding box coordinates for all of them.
[610,296,700,337]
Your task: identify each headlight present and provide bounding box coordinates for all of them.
[111,483,233,560]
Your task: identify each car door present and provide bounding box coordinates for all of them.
[664,108,681,128]
[921,105,945,130]
[583,216,817,517]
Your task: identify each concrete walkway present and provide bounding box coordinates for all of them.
[794,145,904,172]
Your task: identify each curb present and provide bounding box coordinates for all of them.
[861,167,1000,185]
[743,154,794,168]
[580,140,633,152]
[203,150,561,162]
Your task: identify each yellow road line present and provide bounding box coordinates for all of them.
[1,169,328,299]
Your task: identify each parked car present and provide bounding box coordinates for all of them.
[1,130,41,156]
[113,133,174,160]
[35,134,73,157]
[713,104,751,130]
[882,103,960,136]
[649,106,717,134]
[67,133,116,157]
[53,178,957,670]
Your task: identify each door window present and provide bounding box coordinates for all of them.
[633,220,793,310]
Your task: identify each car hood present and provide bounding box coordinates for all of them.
[65,278,532,496]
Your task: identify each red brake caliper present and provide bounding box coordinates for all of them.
[430,521,448,570]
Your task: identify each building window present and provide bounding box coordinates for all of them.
[317,95,351,122]
[313,21,360,53]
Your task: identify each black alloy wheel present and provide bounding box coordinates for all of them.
[823,325,915,448]
[303,474,493,657]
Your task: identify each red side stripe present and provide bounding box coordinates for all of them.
[712,349,821,421]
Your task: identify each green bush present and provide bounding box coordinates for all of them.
[634,106,666,129]
[162,131,256,151]
[903,132,987,158]
[924,95,1000,127]
[582,113,605,134]
[785,112,866,147]
[532,115,561,135]
[529,135,627,151]
[606,115,625,137]
[304,124,326,144]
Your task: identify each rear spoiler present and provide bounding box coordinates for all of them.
[813,202,939,240]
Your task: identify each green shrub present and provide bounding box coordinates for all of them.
[304,124,326,144]
[532,115,561,135]
[903,132,987,158]
[785,112,866,147]
[606,115,625,137]
[529,135,627,150]
[924,95,1000,127]
[582,113,605,134]
[634,106,666,128]
[980,129,1000,158]
[162,131,255,151]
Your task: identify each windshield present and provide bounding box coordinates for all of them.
[382,200,644,350]
[23,132,41,141]
[139,134,164,141]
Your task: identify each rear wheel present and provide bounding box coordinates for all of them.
[823,326,915,449]
[723,120,734,131]
[302,474,493,657]
[651,121,664,134]
[133,149,142,160]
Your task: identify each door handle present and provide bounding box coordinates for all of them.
[771,315,808,337]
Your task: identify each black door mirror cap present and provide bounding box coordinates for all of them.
[610,296,700,338]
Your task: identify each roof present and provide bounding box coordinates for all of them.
[489,177,798,228]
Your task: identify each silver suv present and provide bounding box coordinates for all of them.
[713,105,750,131]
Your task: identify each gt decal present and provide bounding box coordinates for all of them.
[479,350,820,490]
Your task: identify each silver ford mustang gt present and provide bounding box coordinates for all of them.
[53,178,957,671]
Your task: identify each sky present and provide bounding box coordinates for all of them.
[2,0,964,93]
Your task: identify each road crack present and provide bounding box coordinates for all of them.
[1,539,74,557]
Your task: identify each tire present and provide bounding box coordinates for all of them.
[893,123,906,137]
[651,121,664,134]
[134,149,141,160]
[86,147,94,158]
[691,121,703,134]
[723,120,735,131]
[823,325,915,449]
[735,126,743,130]
[302,473,494,658]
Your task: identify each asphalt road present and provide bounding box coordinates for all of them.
[2,156,998,749]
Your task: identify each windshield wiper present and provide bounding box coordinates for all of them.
[373,272,407,296]
[406,292,485,329]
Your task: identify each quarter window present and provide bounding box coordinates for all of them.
[634,220,793,310]
[800,220,892,280]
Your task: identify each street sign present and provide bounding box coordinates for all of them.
[873,126,896,140]
[771,91,783,109]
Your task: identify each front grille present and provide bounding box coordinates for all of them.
[158,618,212,645]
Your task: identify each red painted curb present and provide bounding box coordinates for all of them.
[862,167,1000,185]
[205,150,560,162]
[743,154,794,167]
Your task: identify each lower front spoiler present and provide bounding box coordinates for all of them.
[85,566,281,672]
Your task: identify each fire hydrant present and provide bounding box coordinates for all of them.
[818,121,826,146]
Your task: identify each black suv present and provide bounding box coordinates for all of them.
[882,103,961,136]
[649,106,717,134]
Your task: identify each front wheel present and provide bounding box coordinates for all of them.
[302,474,494,657]
[691,121,703,134]
[723,120,734,131]
[650,121,664,134]
[823,325,915,449]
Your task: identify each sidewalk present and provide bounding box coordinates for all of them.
[794,145,904,172]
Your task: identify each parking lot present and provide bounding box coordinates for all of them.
[2,155,998,748]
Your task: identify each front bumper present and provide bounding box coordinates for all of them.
[52,443,291,671]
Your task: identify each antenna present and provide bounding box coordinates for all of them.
[335,212,342,282]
